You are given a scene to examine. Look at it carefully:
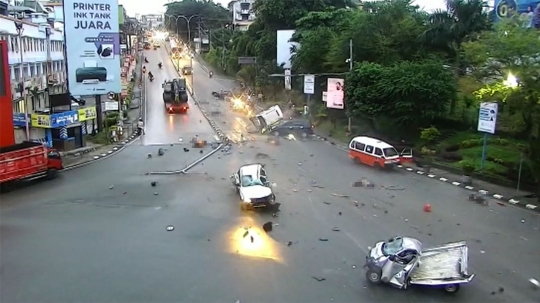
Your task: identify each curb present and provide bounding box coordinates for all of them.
[61,132,141,171]
[310,134,539,212]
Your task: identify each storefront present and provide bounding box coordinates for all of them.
[78,106,97,136]
[30,107,95,151]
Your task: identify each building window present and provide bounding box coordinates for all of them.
[34,39,38,52]
[11,36,17,53]
[23,64,29,78]
[40,40,44,51]
[15,99,25,113]
[13,66,20,81]
[30,64,36,77]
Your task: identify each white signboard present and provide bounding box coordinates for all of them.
[284,69,291,90]
[477,102,498,134]
[104,101,119,111]
[63,0,122,96]
[322,91,327,102]
[304,74,315,94]
[326,78,344,109]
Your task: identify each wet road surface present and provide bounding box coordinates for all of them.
[1,51,539,303]
[141,47,216,146]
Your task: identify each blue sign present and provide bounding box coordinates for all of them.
[50,111,79,128]
[13,113,29,127]
[494,0,538,25]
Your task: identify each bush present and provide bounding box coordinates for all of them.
[460,160,476,175]
[445,144,460,152]
[122,110,128,119]
[420,126,441,144]
[460,138,483,148]
[441,152,463,162]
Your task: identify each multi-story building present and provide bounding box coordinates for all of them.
[2,4,66,143]
[230,0,255,31]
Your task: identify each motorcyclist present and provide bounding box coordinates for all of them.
[148,71,154,81]
[137,118,145,135]
[158,62,162,69]
[142,66,146,74]
[209,70,213,78]
[144,57,149,63]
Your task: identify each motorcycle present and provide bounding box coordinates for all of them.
[209,71,213,78]
[158,63,162,69]
[144,58,149,63]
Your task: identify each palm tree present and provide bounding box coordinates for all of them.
[423,0,491,113]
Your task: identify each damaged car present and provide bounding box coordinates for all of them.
[231,163,277,210]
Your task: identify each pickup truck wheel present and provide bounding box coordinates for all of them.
[267,194,276,205]
[45,168,58,180]
[366,269,382,284]
[444,284,460,293]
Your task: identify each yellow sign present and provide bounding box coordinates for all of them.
[31,114,51,128]
[78,106,97,121]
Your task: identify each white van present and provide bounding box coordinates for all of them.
[249,105,284,133]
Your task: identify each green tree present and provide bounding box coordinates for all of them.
[463,20,540,189]
[345,60,456,126]
[164,0,230,43]
[423,0,491,112]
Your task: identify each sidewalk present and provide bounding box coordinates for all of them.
[61,54,144,169]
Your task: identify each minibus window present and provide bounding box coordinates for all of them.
[354,142,365,151]
[383,148,399,157]
[365,145,374,154]
[374,148,383,156]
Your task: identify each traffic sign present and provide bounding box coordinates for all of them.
[477,102,498,134]
[304,75,315,94]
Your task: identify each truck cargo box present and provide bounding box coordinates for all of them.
[0,141,50,184]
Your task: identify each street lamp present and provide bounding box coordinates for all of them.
[165,14,199,47]
[14,20,30,141]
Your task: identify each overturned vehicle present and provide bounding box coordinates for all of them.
[364,236,475,294]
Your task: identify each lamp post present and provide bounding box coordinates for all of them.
[166,14,199,49]
[14,20,30,141]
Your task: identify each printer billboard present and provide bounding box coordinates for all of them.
[63,0,122,96]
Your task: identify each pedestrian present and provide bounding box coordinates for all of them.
[137,118,145,135]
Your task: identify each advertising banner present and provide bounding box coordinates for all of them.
[78,106,97,121]
[477,102,498,134]
[494,0,536,26]
[63,0,121,96]
[31,111,79,128]
[13,113,29,127]
[326,78,344,109]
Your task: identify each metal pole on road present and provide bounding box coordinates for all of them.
[14,21,30,141]
[347,39,353,133]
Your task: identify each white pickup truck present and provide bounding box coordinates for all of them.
[364,236,475,293]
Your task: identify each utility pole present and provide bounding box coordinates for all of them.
[347,39,353,133]
[14,20,29,141]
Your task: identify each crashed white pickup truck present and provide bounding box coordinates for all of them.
[231,163,277,211]
[364,236,475,293]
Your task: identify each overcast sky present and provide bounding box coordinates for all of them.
[118,0,453,18]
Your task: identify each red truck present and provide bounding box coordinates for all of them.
[0,141,64,188]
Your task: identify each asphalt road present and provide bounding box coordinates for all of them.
[141,47,217,146]
[1,52,538,303]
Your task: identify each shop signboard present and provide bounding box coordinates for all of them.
[78,106,97,121]
[31,111,79,128]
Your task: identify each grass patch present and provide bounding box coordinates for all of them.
[85,132,109,145]
[316,120,354,144]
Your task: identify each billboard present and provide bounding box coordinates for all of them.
[63,0,121,96]
[494,0,537,26]
[276,30,298,69]
[326,78,344,109]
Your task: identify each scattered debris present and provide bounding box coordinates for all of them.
[262,222,273,232]
[151,181,157,187]
[352,265,357,269]
[287,241,293,246]
[312,276,326,282]
[319,238,329,241]
[353,179,375,188]
[147,153,152,158]
[469,194,487,205]
[338,212,342,215]
[298,162,302,166]
[382,185,404,190]
[200,150,204,154]
[530,278,539,289]
[520,236,528,241]
[331,193,349,198]
[332,227,340,232]
[154,192,159,195]
[255,152,269,159]
[109,185,114,189]
[166,225,174,231]
[423,204,432,212]
[158,148,164,156]
[323,201,331,205]
[123,192,127,195]
[183,148,190,152]
[521,219,525,223]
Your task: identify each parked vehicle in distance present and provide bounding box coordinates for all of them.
[0,141,63,189]
[349,136,413,169]
[269,119,314,138]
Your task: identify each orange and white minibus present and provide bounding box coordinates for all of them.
[348,136,413,168]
